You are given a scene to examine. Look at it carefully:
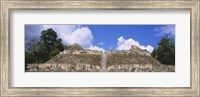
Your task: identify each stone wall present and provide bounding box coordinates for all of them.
[107,64,175,72]
[27,63,174,72]
[26,63,101,72]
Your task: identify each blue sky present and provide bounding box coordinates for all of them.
[25,25,175,53]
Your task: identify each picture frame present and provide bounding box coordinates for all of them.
[1,0,199,96]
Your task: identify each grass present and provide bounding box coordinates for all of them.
[46,54,102,66]
[107,54,159,66]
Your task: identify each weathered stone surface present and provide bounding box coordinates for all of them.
[107,64,174,72]
[26,44,175,72]
[68,43,84,50]
[107,54,159,66]
[26,63,101,72]
[60,50,102,55]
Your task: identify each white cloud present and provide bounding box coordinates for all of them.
[145,45,154,53]
[116,36,154,53]
[42,25,93,49]
[88,45,105,52]
[154,25,175,36]
[62,26,93,48]
[42,25,106,52]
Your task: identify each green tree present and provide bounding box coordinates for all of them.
[152,35,175,65]
[64,45,70,49]
[25,38,39,52]
[25,38,39,64]
[25,38,39,70]
[40,28,64,59]
[25,28,64,70]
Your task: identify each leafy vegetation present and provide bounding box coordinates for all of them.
[25,28,65,69]
[151,35,175,65]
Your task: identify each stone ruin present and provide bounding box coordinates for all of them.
[27,63,101,72]
[59,43,102,55]
[26,43,175,72]
[106,45,151,56]
[60,49,102,55]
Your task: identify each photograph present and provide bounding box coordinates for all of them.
[25,25,175,72]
